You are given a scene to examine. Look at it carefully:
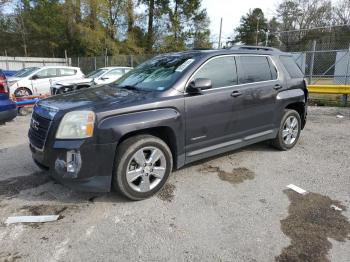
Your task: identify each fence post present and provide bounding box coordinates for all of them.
[341,44,350,107]
[4,50,9,71]
[94,57,97,70]
[77,57,80,67]
[130,55,134,67]
[64,50,68,66]
[105,48,108,67]
[309,40,316,84]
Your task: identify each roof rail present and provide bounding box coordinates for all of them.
[229,45,280,52]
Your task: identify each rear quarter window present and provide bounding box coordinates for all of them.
[279,56,304,79]
[59,68,77,76]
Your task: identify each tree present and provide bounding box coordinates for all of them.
[160,0,210,52]
[234,8,268,45]
[275,0,333,50]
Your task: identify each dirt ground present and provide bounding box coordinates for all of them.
[0,106,350,262]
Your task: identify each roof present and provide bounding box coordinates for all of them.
[100,66,133,70]
[39,65,81,69]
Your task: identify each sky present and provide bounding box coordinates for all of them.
[202,0,279,44]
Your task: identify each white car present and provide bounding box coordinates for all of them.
[8,66,84,97]
[51,66,132,94]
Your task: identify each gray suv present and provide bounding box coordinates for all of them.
[29,46,308,200]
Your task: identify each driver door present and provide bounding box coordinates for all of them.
[31,68,58,95]
[185,55,241,161]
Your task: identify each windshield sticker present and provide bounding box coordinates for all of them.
[175,59,195,72]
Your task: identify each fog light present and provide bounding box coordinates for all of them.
[66,150,82,174]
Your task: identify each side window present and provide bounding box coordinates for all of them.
[191,56,237,88]
[59,68,76,76]
[36,68,58,79]
[104,69,124,78]
[279,56,304,79]
[236,56,273,84]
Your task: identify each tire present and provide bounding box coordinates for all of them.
[14,87,32,97]
[112,135,173,200]
[272,109,301,151]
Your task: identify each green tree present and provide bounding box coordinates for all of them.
[234,8,268,45]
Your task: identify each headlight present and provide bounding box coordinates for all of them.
[56,111,95,139]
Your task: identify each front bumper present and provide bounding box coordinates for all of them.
[30,140,117,192]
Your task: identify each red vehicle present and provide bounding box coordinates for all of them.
[0,69,8,94]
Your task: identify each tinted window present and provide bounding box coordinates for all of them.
[59,68,76,76]
[280,56,304,79]
[236,56,273,84]
[191,56,237,88]
[36,68,58,78]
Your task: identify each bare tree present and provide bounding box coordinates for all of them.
[333,0,350,25]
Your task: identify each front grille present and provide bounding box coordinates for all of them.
[28,111,52,150]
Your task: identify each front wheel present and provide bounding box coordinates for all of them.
[14,87,32,97]
[113,135,173,200]
[272,109,301,151]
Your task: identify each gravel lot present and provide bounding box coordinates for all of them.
[0,106,350,262]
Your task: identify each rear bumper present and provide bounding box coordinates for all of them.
[0,107,17,123]
[30,140,117,192]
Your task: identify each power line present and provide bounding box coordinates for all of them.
[271,24,350,34]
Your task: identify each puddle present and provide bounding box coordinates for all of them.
[157,183,176,202]
[200,165,255,184]
[276,190,350,262]
[0,252,22,262]
[0,172,51,198]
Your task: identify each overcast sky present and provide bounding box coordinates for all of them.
[202,0,279,43]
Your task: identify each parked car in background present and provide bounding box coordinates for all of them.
[8,66,84,97]
[0,71,16,123]
[0,69,8,92]
[29,46,308,200]
[50,66,133,95]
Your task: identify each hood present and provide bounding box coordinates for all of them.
[37,84,153,114]
[7,77,21,83]
[52,77,91,87]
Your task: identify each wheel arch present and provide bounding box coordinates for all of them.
[116,126,179,169]
[285,102,306,129]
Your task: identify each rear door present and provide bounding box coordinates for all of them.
[229,55,281,137]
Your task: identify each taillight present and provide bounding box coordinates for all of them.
[0,82,9,94]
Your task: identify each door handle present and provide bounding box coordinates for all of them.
[231,90,242,97]
[274,84,283,90]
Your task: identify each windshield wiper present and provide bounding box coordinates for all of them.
[117,85,139,91]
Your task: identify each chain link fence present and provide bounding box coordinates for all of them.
[71,55,154,74]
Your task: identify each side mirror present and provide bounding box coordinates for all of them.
[186,78,212,95]
[31,75,39,80]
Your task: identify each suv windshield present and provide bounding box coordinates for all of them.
[113,54,197,91]
[14,67,40,77]
[86,69,108,78]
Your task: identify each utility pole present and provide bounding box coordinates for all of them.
[265,31,269,46]
[256,16,260,46]
[218,18,222,49]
